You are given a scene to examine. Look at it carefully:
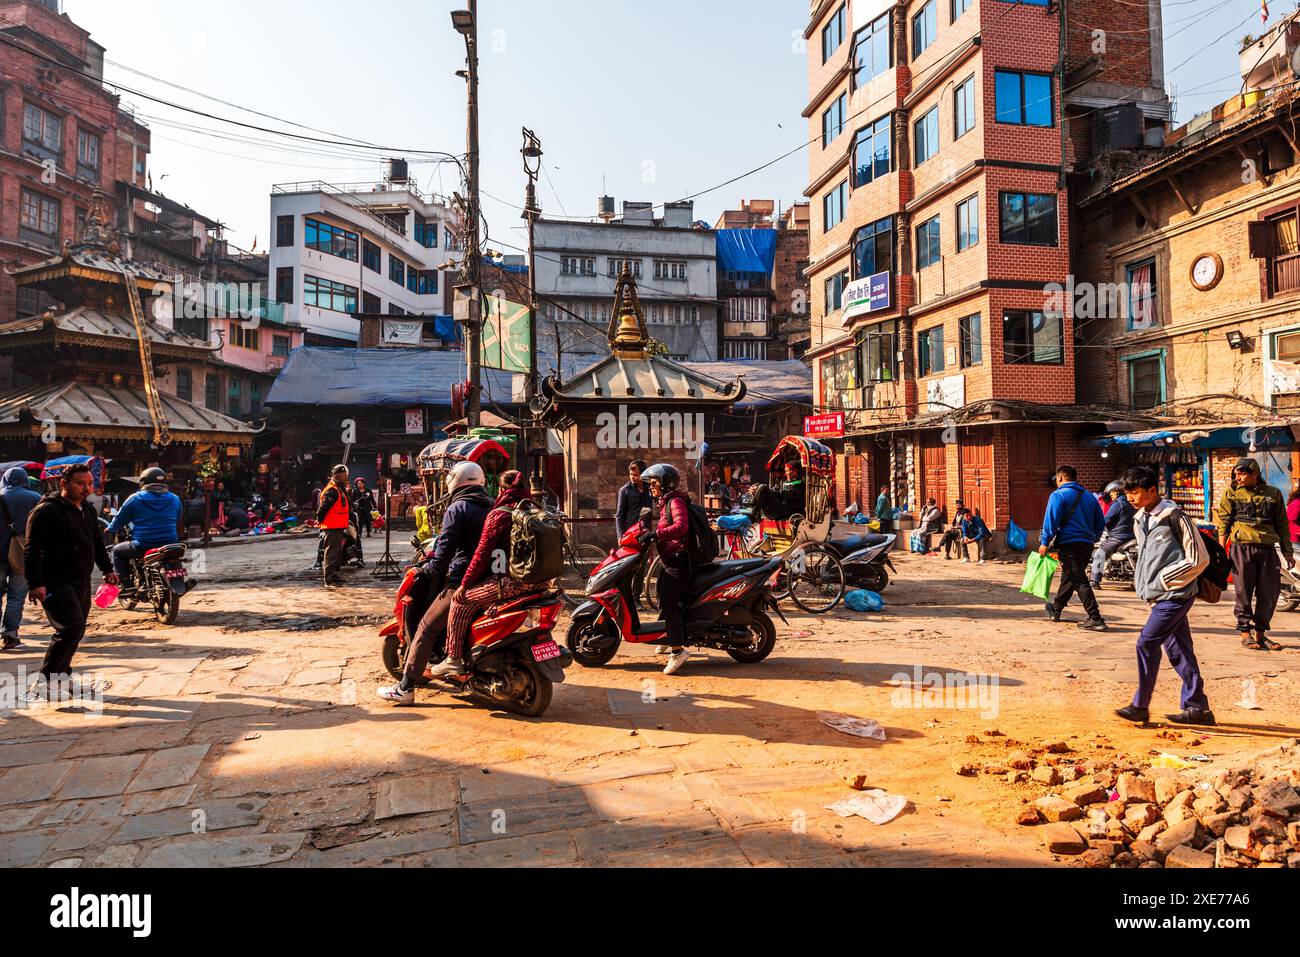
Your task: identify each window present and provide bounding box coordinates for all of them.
[414,216,438,248]
[956,195,979,252]
[562,256,595,276]
[726,298,769,323]
[952,0,973,18]
[276,215,295,247]
[417,270,439,295]
[1003,310,1064,365]
[852,116,892,187]
[1126,259,1157,330]
[275,267,294,304]
[362,292,381,314]
[363,239,381,273]
[912,0,937,58]
[175,367,193,403]
[609,258,643,278]
[1126,352,1165,409]
[1254,210,1300,297]
[407,266,419,294]
[822,93,847,148]
[205,374,220,411]
[999,191,1058,246]
[228,378,243,418]
[915,215,941,269]
[822,2,846,63]
[75,207,87,240]
[389,256,406,286]
[918,325,945,376]
[852,216,894,279]
[823,348,861,409]
[724,340,767,359]
[954,75,976,139]
[231,322,260,351]
[995,70,1054,127]
[303,275,359,313]
[22,104,61,162]
[175,314,209,342]
[914,106,939,165]
[19,189,60,246]
[76,129,100,182]
[860,319,899,382]
[304,218,359,261]
[823,180,848,232]
[960,313,983,367]
[825,269,849,313]
[388,304,406,316]
[851,12,891,89]
[654,260,688,280]
[272,334,291,357]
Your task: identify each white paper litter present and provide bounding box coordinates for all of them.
[818,711,886,741]
[826,789,908,825]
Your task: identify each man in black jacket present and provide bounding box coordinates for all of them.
[377,462,494,705]
[614,460,653,538]
[23,463,118,700]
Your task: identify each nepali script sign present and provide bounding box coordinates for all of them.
[481,295,532,375]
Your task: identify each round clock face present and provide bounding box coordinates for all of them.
[1191,254,1222,290]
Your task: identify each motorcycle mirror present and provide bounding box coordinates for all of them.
[639,507,652,520]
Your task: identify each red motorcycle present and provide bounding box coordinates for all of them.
[565,514,784,668]
[379,564,570,717]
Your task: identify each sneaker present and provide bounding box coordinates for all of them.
[1115,704,1149,723]
[663,649,691,675]
[654,645,672,655]
[1,637,25,652]
[72,676,112,695]
[1167,708,1216,727]
[978,560,986,565]
[377,683,415,706]
[428,657,467,678]
[1077,619,1109,632]
[961,558,971,564]
[1044,602,1061,623]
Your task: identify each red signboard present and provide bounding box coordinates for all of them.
[804,412,845,439]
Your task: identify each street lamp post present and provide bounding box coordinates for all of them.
[521,127,542,405]
[452,3,481,429]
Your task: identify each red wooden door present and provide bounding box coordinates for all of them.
[920,434,948,513]
[1006,426,1055,528]
[959,427,994,522]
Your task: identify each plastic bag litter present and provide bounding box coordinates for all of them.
[818,711,886,741]
[845,589,885,612]
[1006,520,1028,551]
[1150,753,1195,769]
[1020,551,1059,601]
[909,531,926,553]
[826,790,908,825]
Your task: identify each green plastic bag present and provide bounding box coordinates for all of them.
[1020,551,1059,601]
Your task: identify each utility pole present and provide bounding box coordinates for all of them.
[452,3,481,428]
[521,127,542,404]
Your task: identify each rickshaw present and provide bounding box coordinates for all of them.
[42,455,107,493]
[412,437,510,552]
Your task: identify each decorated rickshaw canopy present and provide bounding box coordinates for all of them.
[416,437,509,474]
[766,436,835,475]
[42,455,107,493]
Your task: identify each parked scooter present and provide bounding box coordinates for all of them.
[1279,544,1300,612]
[379,562,571,717]
[566,510,784,668]
[822,530,897,592]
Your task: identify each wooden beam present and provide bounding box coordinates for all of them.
[1276,121,1300,161]
[1128,192,1156,230]
[1164,175,1197,216]
[1235,142,1272,187]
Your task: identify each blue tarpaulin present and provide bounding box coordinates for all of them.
[716,229,777,274]
[266,348,514,407]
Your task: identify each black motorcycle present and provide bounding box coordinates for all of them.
[119,543,195,625]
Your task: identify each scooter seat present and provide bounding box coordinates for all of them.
[686,558,774,593]
[143,544,186,564]
[826,533,888,554]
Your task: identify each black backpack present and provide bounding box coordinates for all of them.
[1197,528,1231,591]
[684,500,719,564]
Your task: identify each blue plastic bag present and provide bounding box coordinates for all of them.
[716,513,751,532]
[1006,519,1027,551]
[853,513,869,525]
[845,589,885,612]
[909,531,926,554]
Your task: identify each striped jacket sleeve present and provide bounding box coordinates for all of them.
[1161,509,1210,592]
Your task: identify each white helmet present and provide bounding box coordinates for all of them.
[447,461,486,494]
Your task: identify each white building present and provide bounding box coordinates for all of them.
[267,175,458,345]
[533,200,718,363]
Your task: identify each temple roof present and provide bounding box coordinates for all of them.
[0,306,215,359]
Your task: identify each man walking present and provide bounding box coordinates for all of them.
[0,467,41,650]
[1115,466,1214,726]
[1217,457,1293,651]
[1090,481,1136,587]
[23,463,118,700]
[1040,465,1108,631]
[316,465,352,588]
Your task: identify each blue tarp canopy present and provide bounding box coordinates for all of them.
[716,229,777,274]
[266,347,515,407]
[1092,430,1181,447]
[1092,425,1297,450]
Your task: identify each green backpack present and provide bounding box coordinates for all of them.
[496,501,565,584]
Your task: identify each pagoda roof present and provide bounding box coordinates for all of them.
[0,381,254,445]
[7,244,173,291]
[0,306,215,360]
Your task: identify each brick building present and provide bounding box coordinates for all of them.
[802,0,1168,534]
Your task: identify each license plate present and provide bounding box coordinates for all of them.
[165,569,186,578]
[531,640,561,663]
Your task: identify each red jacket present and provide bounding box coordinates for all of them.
[656,491,690,560]
[462,506,512,589]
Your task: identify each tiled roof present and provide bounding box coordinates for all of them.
[0,307,212,352]
[0,381,254,437]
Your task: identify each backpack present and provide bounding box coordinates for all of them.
[683,499,719,564]
[497,502,565,585]
[1195,527,1231,604]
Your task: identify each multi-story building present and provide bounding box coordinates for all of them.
[714,199,810,361]
[533,200,718,363]
[267,172,457,347]
[802,0,1167,531]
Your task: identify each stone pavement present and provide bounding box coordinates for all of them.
[0,535,1295,867]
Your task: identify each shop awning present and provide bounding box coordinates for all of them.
[1091,430,1182,447]
[1092,424,1298,449]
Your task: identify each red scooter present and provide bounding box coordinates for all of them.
[565,512,785,668]
[379,564,571,717]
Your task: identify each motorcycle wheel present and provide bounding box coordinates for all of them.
[565,617,621,667]
[1283,598,1300,613]
[859,564,889,593]
[153,586,179,625]
[381,634,405,681]
[501,660,553,717]
[727,610,776,664]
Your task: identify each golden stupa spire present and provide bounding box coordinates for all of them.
[607,263,650,358]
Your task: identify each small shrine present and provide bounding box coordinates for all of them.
[0,191,254,475]
[539,265,744,537]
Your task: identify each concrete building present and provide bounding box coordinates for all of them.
[267,173,457,347]
[802,0,1168,533]
[533,200,718,363]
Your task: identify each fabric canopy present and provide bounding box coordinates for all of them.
[716,229,777,273]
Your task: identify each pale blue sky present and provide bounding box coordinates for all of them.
[62,0,1266,247]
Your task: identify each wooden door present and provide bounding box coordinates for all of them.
[959,427,994,522]
[1006,426,1056,528]
[920,434,948,513]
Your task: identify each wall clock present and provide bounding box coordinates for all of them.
[1190,253,1223,291]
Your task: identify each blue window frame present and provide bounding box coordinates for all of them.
[995,70,1054,127]
[822,93,847,148]
[853,216,895,280]
[916,215,941,269]
[851,12,891,89]
[914,106,939,165]
[414,217,439,248]
[390,256,406,286]
[918,325,945,376]
[822,3,846,63]
[911,0,936,58]
[1125,258,1157,330]
[823,180,848,232]
[304,218,359,261]
[852,116,892,187]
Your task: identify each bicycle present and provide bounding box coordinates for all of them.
[550,508,607,607]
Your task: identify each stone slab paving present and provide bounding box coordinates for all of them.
[141,833,307,868]
[375,774,458,820]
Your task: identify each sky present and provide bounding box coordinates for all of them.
[59,0,1275,250]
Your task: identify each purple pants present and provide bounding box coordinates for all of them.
[1131,597,1208,712]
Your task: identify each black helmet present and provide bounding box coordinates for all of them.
[641,463,680,492]
[139,467,166,484]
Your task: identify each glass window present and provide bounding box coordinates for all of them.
[918,325,945,377]
[851,12,892,89]
[823,180,848,232]
[304,218,359,261]
[414,217,439,248]
[995,70,1054,127]
[176,367,193,403]
[859,319,899,382]
[952,0,973,18]
[362,292,381,314]
[824,269,849,313]
[275,267,294,304]
[389,256,406,286]
[303,275,359,314]
[852,115,892,187]
[407,266,419,294]
[999,191,1058,246]
[20,189,60,237]
[960,313,983,367]
[1003,310,1064,365]
[22,103,62,161]
[853,216,894,279]
[912,0,937,58]
[914,106,939,165]
[76,129,99,180]
[954,75,976,139]
[417,270,439,295]
[822,93,847,148]
[822,3,847,63]
[363,239,381,273]
[276,215,294,247]
[1127,354,1164,409]
[916,215,941,269]
[956,195,979,252]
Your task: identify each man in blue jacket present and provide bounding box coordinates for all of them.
[0,467,42,650]
[105,468,183,594]
[1039,465,1109,631]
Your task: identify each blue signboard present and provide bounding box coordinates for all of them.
[842,271,891,318]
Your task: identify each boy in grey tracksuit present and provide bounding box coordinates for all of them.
[1114,465,1214,726]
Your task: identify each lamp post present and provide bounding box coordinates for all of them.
[452,3,481,429]
[521,127,542,404]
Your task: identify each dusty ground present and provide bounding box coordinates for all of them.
[0,533,1296,868]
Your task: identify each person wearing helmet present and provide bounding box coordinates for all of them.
[378,460,494,704]
[642,463,694,675]
[105,467,183,595]
[1090,480,1136,587]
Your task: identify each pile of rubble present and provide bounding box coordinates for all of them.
[1001,737,1300,868]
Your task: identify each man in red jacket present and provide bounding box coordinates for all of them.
[642,463,694,675]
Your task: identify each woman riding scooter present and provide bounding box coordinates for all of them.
[641,463,694,675]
